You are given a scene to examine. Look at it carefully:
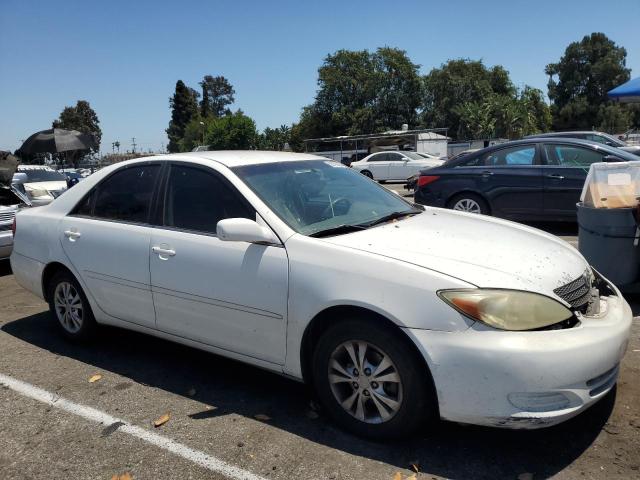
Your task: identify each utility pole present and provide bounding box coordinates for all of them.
[131,137,137,154]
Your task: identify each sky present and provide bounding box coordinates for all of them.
[1,0,638,154]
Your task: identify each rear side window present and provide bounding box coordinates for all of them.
[368,153,388,162]
[92,165,160,223]
[544,144,607,167]
[485,145,536,166]
[163,165,254,234]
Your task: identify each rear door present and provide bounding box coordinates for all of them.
[480,143,544,218]
[365,153,391,180]
[387,152,411,180]
[59,163,161,329]
[541,143,609,218]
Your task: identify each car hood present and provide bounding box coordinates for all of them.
[620,145,640,156]
[323,208,588,301]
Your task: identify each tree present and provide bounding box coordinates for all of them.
[421,59,515,139]
[166,80,199,152]
[298,48,422,138]
[199,75,235,118]
[52,100,102,151]
[546,33,631,131]
[257,125,292,150]
[179,110,258,152]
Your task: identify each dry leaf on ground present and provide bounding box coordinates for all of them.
[88,374,102,383]
[410,462,420,473]
[254,414,271,421]
[393,472,402,480]
[111,473,133,480]
[153,413,170,427]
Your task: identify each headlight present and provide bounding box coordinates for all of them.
[25,188,53,199]
[438,289,573,331]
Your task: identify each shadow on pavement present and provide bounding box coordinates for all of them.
[2,311,615,480]
[0,260,12,277]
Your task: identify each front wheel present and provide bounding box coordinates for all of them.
[312,320,437,439]
[48,271,97,341]
[361,170,373,179]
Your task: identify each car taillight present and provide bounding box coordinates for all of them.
[11,218,16,238]
[417,175,440,187]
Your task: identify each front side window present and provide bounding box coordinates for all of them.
[233,160,417,236]
[93,165,159,223]
[485,145,536,166]
[163,165,254,234]
[544,145,606,167]
[387,152,405,161]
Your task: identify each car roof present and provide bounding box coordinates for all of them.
[163,150,326,167]
[523,131,609,138]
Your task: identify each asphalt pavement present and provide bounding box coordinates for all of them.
[1,204,639,479]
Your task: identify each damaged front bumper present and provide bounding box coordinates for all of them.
[404,288,632,429]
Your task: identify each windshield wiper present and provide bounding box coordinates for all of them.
[308,224,368,238]
[363,210,421,227]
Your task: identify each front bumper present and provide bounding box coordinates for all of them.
[0,230,13,260]
[405,292,632,429]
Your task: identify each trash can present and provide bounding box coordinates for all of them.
[577,203,640,287]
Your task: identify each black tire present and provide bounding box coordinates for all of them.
[361,170,373,179]
[47,270,97,342]
[447,192,489,215]
[312,319,437,439]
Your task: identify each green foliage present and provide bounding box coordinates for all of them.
[52,100,102,151]
[199,75,235,118]
[166,80,199,152]
[257,125,292,150]
[179,110,258,152]
[298,48,422,138]
[546,32,632,131]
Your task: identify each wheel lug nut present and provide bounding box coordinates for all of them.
[352,369,359,376]
[352,382,359,389]
[363,390,370,397]
[364,368,371,376]
[371,381,379,389]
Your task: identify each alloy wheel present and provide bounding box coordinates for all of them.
[53,281,84,334]
[452,198,481,213]
[328,340,403,424]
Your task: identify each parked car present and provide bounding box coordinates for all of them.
[525,131,640,156]
[414,138,640,221]
[11,151,631,438]
[0,153,31,260]
[350,151,443,182]
[15,165,68,206]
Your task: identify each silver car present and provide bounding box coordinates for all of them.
[0,153,31,260]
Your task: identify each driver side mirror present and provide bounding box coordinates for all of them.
[12,172,28,185]
[603,155,620,163]
[217,218,280,245]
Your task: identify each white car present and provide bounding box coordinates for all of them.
[16,165,68,206]
[10,151,631,439]
[350,151,444,182]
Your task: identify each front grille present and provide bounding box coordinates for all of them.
[554,272,591,309]
[0,210,16,223]
[0,223,11,232]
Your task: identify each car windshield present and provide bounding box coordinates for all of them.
[20,169,65,182]
[233,160,419,236]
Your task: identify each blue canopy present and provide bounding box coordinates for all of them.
[608,77,640,103]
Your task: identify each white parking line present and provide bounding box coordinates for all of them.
[0,372,267,480]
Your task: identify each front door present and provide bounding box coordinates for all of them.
[149,163,289,365]
[541,143,607,218]
[60,163,161,329]
[365,153,391,180]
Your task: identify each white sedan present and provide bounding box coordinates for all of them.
[350,151,443,182]
[10,151,631,439]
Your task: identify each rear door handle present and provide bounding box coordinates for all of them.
[152,246,176,257]
[63,230,81,241]
[481,171,494,176]
[547,174,565,180]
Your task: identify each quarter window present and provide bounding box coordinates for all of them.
[485,146,536,166]
[544,145,607,167]
[92,165,160,223]
[163,165,254,234]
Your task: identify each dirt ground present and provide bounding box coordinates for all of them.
[0,258,639,480]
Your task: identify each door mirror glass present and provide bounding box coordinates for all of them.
[217,218,279,245]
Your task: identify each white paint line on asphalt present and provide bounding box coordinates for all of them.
[0,372,267,480]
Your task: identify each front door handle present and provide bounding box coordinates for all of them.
[63,230,81,241]
[152,246,176,258]
[547,174,565,180]
[481,171,494,177]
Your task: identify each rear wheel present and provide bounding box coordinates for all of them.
[48,271,97,341]
[447,193,489,215]
[361,170,373,179]
[312,319,437,439]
